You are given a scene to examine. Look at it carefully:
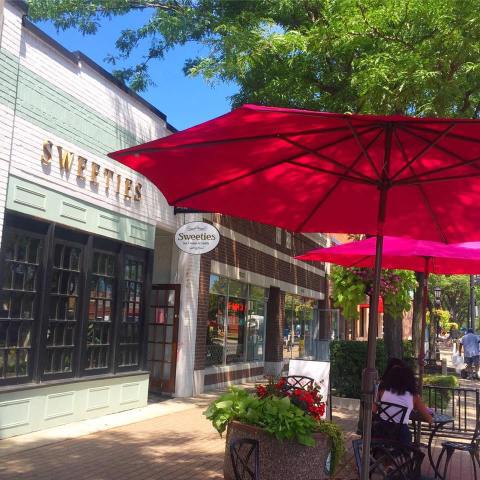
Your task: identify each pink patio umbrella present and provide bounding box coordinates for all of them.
[109,105,480,479]
[296,236,480,387]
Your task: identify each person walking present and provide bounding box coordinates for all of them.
[459,328,480,379]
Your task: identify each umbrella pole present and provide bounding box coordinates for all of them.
[360,191,387,480]
[418,260,430,393]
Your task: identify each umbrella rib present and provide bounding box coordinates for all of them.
[395,126,480,183]
[390,123,456,181]
[397,122,480,146]
[286,160,376,184]
[393,130,448,243]
[113,125,359,156]
[345,119,381,180]
[294,129,384,231]
[399,171,480,185]
[279,136,374,182]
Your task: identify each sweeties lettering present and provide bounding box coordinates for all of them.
[41,140,142,201]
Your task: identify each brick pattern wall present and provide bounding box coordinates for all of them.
[204,366,264,386]
[194,254,212,371]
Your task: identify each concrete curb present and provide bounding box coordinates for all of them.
[332,396,361,411]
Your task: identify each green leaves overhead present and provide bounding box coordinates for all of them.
[28,0,480,117]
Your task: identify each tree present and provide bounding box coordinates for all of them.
[429,275,480,328]
[330,266,416,358]
[29,0,480,117]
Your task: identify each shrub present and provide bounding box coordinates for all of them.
[422,374,458,409]
[330,339,415,398]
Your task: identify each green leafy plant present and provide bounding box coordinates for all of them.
[422,374,458,409]
[204,385,345,474]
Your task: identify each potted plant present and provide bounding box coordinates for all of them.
[204,378,345,479]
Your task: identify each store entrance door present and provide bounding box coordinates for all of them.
[148,284,181,394]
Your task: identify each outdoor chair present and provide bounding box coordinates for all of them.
[352,438,424,479]
[435,414,480,480]
[229,438,260,480]
[372,401,409,442]
[282,375,315,392]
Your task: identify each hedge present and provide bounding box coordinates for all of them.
[422,374,458,409]
[330,339,414,399]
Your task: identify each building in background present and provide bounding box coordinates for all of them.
[0,1,329,439]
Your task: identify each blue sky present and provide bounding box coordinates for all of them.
[37,9,236,131]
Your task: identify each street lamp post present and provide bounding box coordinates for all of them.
[433,286,442,360]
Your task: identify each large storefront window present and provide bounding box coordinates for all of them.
[284,294,316,360]
[206,275,266,367]
[0,214,151,385]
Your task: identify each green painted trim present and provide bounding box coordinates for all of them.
[0,46,147,161]
[6,175,155,248]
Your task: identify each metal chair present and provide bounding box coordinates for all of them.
[229,438,259,480]
[435,414,480,480]
[282,375,315,392]
[352,438,424,479]
[372,401,409,442]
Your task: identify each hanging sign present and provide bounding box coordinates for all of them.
[174,221,220,254]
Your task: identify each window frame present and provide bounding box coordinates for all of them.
[0,213,152,387]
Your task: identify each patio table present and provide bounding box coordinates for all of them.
[411,411,454,479]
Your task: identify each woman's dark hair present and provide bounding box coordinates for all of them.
[378,358,406,391]
[382,365,417,395]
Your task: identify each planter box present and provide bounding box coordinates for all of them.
[223,421,332,480]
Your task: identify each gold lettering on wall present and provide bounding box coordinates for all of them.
[41,140,53,165]
[124,178,133,199]
[90,162,100,184]
[134,183,142,201]
[77,156,87,180]
[104,168,114,190]
[57,146,74,172]
[40,141,142,201]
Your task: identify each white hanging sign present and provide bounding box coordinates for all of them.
[174,221,220,254]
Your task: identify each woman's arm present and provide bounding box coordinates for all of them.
[414,394,433,424]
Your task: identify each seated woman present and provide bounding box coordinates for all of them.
[374,365,433,445]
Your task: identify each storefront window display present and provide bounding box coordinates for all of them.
[0,213,151,385]
[283,294,316,359]
[206,275,267,366]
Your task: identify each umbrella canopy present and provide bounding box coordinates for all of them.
[110,104,480,243]
[109,105,480,480]
[296,236,480,274]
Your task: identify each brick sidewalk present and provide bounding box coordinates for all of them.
[0,399,359,480]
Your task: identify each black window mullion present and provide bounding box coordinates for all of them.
[33,223,55,382]
[77,235,93,377]
[141,250,153,371]
[111,245,125,373]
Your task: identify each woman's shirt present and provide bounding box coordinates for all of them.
[379,389,414,424]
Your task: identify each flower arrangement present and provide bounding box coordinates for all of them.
[204,377,345,474]
[256,377,326,420]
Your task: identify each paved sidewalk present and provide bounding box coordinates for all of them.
[0,394,359,480]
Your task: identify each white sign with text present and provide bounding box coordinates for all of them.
[175,221,220,254]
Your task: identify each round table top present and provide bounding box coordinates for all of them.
[431,412,453,424]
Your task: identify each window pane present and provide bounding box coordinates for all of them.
[227,280,248,299]
[85,251,114,371]
[0,229,41,382]
[209,274,227,295]
[205,294,225,366]
[118,258,145,368]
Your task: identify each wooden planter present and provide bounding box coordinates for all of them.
[223,421,332,480]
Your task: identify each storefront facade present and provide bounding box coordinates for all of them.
[0,1,329,438]
[0,1,204,439]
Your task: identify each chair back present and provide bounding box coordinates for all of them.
[376,401,408,424]
[282,375,315,391]
[471,406,480,446]
[352,439,424,479]
[229,438,259,480]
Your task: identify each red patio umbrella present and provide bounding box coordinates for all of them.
[296,236,480,388]
[109,105,480,479]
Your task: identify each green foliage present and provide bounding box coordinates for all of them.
[330,339,415,398]
[330,266,416,320]
[426,309,451,330]
[204,387,318,446]
[29,0,480,119]
[429,275,480,327]
[315,421,346,475]
[422,374,458,409]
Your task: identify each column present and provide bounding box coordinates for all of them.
[264,287,284,376]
